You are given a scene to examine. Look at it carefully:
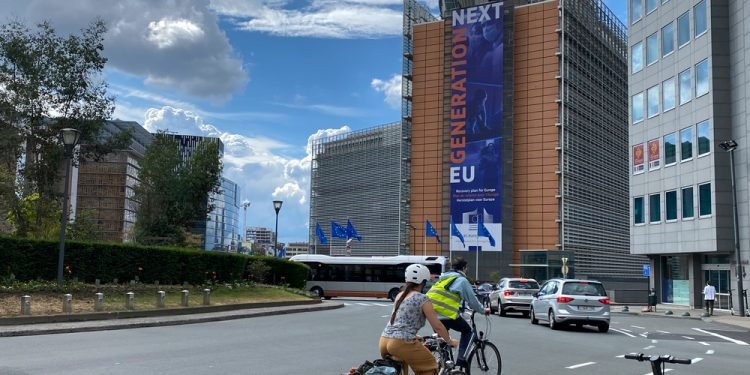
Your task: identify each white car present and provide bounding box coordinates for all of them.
[489,278,540,317]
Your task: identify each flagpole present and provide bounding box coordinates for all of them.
[475,223,479,281]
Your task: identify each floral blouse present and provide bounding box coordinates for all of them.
[381,292,428,341]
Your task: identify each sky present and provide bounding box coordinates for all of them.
[0,0,626,244]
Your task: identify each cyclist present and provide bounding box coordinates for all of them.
[426,257,491,369]
[379,264,459,375]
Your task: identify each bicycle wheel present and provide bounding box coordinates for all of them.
[466,341,502,375]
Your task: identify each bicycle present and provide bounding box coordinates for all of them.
[425,310,502,375]
[623,353,692,375]
[422,335,466,375]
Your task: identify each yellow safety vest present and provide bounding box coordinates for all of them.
[426,276,461,319]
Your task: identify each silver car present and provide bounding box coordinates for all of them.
[488,278,540,317]
[529,278,610,332]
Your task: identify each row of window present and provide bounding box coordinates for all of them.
[631,0,708,74]
[632,59,709,124]
[632,120,711,174]
[633,183,712,225]
[631,0,669,23]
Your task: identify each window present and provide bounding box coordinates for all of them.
[699,183,712,216]
[662,22,674,56]
[680,127,693,161]
[647,33,659,65]
[650,193,661,223]
[647,0,658,14]
[663,77,675,111]
[631,0,643,24]
[632,42,644,74]
[682,187,694,219]
[632,92,644,124]
[666,190,677,221]
[647,85,660,118]
[695,0,707,37]
[678,11,690,47]
[664,132,677,165]
[679,69,691,105]
[634,197,645,224]
[697,120,711,155]
[696,59,709,97]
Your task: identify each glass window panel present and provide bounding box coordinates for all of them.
[679,69,691,105]
[696,59,709,97]
[699,183,712,216]
[666,190,677,221]
[664,132,677,165]
[663,77,675,111]
[662,22,674,56]
[650,193,661,223]
[647,33,659,65]
[647,85,660,117]
[697,120,711,155]
[678,11,690,47]
[632,42,644,74]
[682,187,694,219]
[695,0,707,37]
[632,92,644,123]
[632,0,643,24]
[680,127,693,161]
[634,197,645,224]
[647,0,658,13]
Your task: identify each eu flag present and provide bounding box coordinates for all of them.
[451,219,465,248]
[346,219,362,241]
[331,221,348,239]
[425,220,441,243]
[316,223,328,244]
[477,215,496,247]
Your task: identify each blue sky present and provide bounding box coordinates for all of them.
[1,0,626,244]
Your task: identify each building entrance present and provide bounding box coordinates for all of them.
[703,268,731,310]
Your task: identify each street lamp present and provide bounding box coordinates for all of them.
[273,200,283,257]
[241,200,251,240]
[719,139,745,316]
[57,128,81,286]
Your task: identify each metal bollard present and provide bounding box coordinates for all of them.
[95,293,104,312]
[157,291,166,308]
[181,290,189,307]
[202,289,211,305]
[63,294,73,314]
[21,295,31,315]
[126,292,135,310]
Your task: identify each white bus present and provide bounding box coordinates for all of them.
[290,254,448,301]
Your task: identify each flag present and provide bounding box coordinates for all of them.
[315,223,328,244]
[451,219,465,248]
[425,220,441,243]
[331,221,348,239]
[346,219,362,241]
[278,247,286,258]
[477,214,496,247]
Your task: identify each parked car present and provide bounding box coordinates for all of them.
[488,278,540,317]
[529,278,610,332]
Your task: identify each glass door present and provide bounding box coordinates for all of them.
[704,269,730,310]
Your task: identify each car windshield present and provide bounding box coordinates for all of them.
[562,282,606,296]
[509,280,539,289]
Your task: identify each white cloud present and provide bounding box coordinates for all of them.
[147,18,206,49]
[371,74,402,109]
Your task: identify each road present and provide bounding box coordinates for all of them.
[0,298,747,374]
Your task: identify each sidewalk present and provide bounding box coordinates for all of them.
[0,300,343,337]
[612,303,750,329]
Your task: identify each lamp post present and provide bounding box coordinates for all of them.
[273,200,283,257]
[57,128,81,286]
[719,139,745,316]
[241,200,251,239]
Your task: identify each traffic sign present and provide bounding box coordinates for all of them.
[643,264,651,277]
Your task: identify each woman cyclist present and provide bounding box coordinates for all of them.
[379,264,459,375]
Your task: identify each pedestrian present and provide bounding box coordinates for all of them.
[703,281,716,316]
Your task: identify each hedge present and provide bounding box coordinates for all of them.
[0,237,309,289]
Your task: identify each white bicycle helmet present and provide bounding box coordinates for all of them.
[405,264,430,284]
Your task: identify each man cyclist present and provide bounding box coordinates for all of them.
[426,257,491,369]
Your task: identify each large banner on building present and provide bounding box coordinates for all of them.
[449,2,504,252]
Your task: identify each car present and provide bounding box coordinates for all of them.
[488,278,540,317]
[529,278,611,332]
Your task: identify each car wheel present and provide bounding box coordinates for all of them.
[388,288,400,302]
[499,302,507,317]
[598,323,610,333]
[530,307,538,325]
[548,310,559,330]
[310,287,324,298]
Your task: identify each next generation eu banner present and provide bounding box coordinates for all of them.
[449,2,503,252]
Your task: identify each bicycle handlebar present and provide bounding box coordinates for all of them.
[623,353,692,365]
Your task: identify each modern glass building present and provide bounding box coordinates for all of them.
[628,0,750,311]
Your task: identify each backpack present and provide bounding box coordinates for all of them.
[355,357,402,375]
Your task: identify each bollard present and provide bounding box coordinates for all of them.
[681,311,690,317]
[157,291,166,308]
[181,290,189,307]
[95,292,104,312]
[664,310,673,315]
[126,292,135,310]
[63,294,73,314]
[203,289,211,305]
[21,295,31,315]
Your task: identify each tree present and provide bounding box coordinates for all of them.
[133,133,222,246]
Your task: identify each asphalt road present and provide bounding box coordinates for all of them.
[0,298,747,374]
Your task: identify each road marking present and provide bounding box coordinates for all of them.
[611,328,636,337]
[682,336,694,340]
[706,350,715,355]
[698,341,710,346]
[343,303,351,306]
[374,303,391,307]
[381,315,390,318]
[615,355,625,358]
[657,330,670,334]
[692,358,703,364]
[631,325,645,329]
[621,328,632,332]
[639,333,648,338]
[356,303,372,306]
[693,328,749,345]
[643,345,655,350]
[566,362,595,369]
[651,340,658,344]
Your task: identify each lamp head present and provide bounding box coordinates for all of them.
[242,200,251,209]
[719,139,738,152]
[60,128,81,146]
[273,200,283,213]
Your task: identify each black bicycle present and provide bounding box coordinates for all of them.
[426,310,501,375]
[623,353,692,375]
